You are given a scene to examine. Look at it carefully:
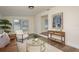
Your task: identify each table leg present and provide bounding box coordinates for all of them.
[22,34,23,43]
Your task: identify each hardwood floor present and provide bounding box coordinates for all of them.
[40,36,79,52]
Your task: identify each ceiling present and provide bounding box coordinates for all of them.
[0,6,53,16]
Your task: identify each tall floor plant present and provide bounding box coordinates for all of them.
[0,19,12,33]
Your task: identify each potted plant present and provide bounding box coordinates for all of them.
[0,19,12,33]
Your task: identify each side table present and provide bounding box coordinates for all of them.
[9,34,16,40]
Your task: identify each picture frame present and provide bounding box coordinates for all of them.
[52,12,63,31]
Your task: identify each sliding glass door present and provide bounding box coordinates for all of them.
[41,15,48,32]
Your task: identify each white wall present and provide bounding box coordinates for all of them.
[0,14,2,18]
[35,6,79,48]
[34,14,41,33]
[34,11,49,33]
[0,14,3,34]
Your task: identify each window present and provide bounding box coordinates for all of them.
[21,20,29,32]
[13,20,21,31]
[13,19,29,32]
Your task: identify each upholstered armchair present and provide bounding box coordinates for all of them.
[15,30,28,43]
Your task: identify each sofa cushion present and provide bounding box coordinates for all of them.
[0,32,10,48]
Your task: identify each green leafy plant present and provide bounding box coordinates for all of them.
[0,19,12,33]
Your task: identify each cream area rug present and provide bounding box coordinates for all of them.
[17,39,62,52]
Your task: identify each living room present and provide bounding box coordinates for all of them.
[0,6,79,52]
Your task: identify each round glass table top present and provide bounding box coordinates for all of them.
[26,36,46,52]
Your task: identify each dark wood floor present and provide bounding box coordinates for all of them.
[39,36,79,52]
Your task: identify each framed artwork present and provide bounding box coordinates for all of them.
[52,13,63,31]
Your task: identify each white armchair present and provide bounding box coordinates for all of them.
[15,30,28,43]
[0,32,10,48]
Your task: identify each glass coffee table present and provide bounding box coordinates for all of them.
[26,34,46,52]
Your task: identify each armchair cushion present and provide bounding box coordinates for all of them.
[15,30,28,40]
